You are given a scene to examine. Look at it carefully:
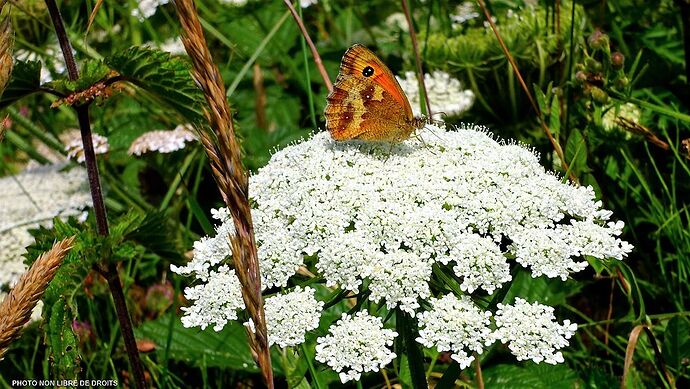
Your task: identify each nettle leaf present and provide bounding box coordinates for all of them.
[46,299,81,379]
[0,60,41,108]
[482,363,581,388]
[46,60,110,95]
[25,218,101,309]
[134,314,283,373]
[109,211,182,260]
[105,46,205,123]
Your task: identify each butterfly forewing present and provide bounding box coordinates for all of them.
[324,44,416,142]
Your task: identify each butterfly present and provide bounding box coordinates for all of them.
[324,44,428,142]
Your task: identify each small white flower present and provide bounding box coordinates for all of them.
[62,129,109,163]
[219,0,248,5]
[263,286,324,348]
[602,102,641,136]
[179,265,244,331]
[451,2,480,26]
[397,71,475,117]
[315,311,397,383]
[157,37,187,56]
[416,294,493,369]
[385,13,409,32]
[131,0,170,21]
[493,298,578,364]
[128,124,197,155]
[300,0,317,8]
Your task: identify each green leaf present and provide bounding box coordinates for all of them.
[46,302,81,379]
[482,363,581,388]
[565,128,588,175]
[135,314,283,373]
[663,316,690,372]
[396,311,428,389]
[549,95,561,139]
[47,60,109,95]
[105,46,205,124]
[0,60,41,108]
[109,211,182,260]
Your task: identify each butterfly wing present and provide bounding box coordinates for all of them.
[325,44,415,142]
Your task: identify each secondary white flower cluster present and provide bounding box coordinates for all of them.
[451,2,481,26]
[173,124,631,380]
[62,129,110,163]
[15,44,66,84]
[179,265,243,331]
[128,124,196,155]
[602,102,641,137]
[315,311,397,383]
[0,164,91,288]
[264,286,323,348]
[494,298,578,364]
[131,0,169,21]
[417,295,493,369]
[397,71,475,117]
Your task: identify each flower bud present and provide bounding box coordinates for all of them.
[590,87,609,104]
[615,76,629,89]
[611,52,625,70]
[145,282,174,316]
[585,57,602,73]
[575,71,588,83]
[588,29,609,50]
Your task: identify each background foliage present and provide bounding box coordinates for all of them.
[0,0,689,388]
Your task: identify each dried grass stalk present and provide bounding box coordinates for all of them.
[0,237,75,359]
[172,0,273,385]
[0,0,14,96]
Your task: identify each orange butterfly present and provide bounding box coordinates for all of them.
[324,44,427,142]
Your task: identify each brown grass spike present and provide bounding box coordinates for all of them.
[172,0,273,386]
[0,237,75,359]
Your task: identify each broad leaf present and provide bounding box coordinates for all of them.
[482,363,581,388]
[0,60,41,108]
[663,316,690,372]
[105,47,205,124]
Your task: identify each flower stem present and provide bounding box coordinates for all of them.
[44,1,145,388]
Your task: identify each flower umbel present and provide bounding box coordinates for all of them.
[494,298,578,364]
[416,294,493,369]
[263,286,324,348]
[315,311,397,383]
[397,71,475,116]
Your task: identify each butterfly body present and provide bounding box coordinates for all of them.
[325,44,424,142]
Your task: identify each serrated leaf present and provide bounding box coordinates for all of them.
[46,302,81,379]
[109,211,182,260]
[134,314,283,373]
[105,46,205,123]
[663,316,690,371]
[46,60,109,95]
[482,363,581,388]
[0,60,41,108]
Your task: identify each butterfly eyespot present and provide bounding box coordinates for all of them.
[362,66,374,77]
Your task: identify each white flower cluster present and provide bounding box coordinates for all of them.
[264,286,323,348]
[602,102,641,137]
[131,0,169,21]
[451,2,480,26]
[315,311,397,383]
[173,124,632,379]
[15,44,66,84]
[179,265,244,331]
[128,124,196,155]
[62,129,110,163]
[494,298,577,364]
[397,71,475,117]
[416,295,493,369]
[0,164,91,288]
